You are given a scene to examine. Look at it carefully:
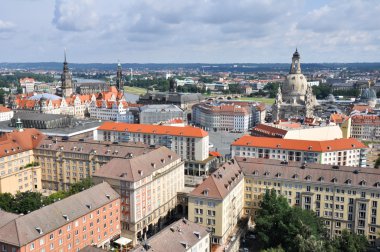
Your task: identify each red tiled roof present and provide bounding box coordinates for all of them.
[231,135,367,152]
[209,151,222,157]
[0,129,45,158]
[251,124,288,138]
[98,122,208,138]
[0,106,11,112]
[330,113,349,124]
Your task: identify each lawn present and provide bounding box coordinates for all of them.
[124,86,147,95]
[237,96,275,105]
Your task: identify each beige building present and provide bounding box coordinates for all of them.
[231,135,368,167]
[237,157,380,246]
[350,115,380,141]
[188,160,244,245]
[34,137,156,191]
[92,147,185,246]
[0,128,44,194]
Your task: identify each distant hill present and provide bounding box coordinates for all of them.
[1,62,380,72]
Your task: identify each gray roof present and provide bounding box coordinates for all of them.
[0,210,18,229]
[131,219,209,252]
[79,246,106,252]
[0,182,119,247]
[13,111,68,121]
[236,157,380,190]
[140,92,203,104]
[28,93,62,101]
[140,104,183,112]
[93,147,181,182]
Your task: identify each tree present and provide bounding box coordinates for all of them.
[11,191,44,214]
[68,177,93,195]
[263,82,279,98]
[332,229,368,252]
[255,189,330,252]
[312,84,332,99]
[0,193,13,212]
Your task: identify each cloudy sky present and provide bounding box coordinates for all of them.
[0,0,379,63]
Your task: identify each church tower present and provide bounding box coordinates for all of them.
[116,62,124,92]
[60,49,73,97]
[290,48,301,74]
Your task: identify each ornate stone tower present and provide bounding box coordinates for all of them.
[60,49,73,97]
[116,62,124,92]
[272,86,283,122]
[305,84,315,118]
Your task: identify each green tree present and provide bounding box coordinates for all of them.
[11,191,43,214]
[263,82,280,98]
[332,229,368,252]
[68,177,93,195]
[312,84,332,99]
[43,191,69,205]
[0,193,13,212]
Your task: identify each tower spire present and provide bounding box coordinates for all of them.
[64,48,67,63]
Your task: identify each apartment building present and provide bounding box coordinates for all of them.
[92,147,185,245]
[34,137,155,191]
[350,115,380,141]
[237,157,380,246]
[95,122,215,186]
[231,135,367,167]
[0,106,14,122]
[192,101,266,132]
[0,128,44,194]
[188,160,244,245]
[0,182,121,251]
[131,218,210,252]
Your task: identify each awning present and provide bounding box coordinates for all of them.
[114,237,132,246]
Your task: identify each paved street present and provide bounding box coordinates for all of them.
[208,130,247,157]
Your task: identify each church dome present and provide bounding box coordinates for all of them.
[360,88,377,101]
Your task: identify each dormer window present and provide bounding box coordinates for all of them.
[359,180,366,186]
[276,173,282,178]
[331,177,337,183]
[264,171,270,176]
[293,174,299,179]
[203,189,209,196]
[253,170,259,176]
[318,176,324,182]
[305,175,311,181]
[346,179,352,185]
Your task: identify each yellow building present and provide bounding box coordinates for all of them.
[237,157,380,247]
[34,138,157,191]
[188,160,244,245]
[0,128,44,194]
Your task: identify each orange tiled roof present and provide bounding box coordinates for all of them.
[0,106,11,112]
[231,135,367,152]
[350,105,374,113]
[0,129,45,158]
[98,122,208,138]
[209,151,222,157]
[330,113,349,124]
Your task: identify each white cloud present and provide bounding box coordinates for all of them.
[53,0,99,31]
[0,20,15,32]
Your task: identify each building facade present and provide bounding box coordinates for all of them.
[88,100,133,122]
[188,160,244,245]
[350,115,380,141]
[237,157,380,246]
[95,122,215,186]
[0,128,44,194]
[192,101,266,132]
[0,106,14,122]
[231,135,367,167]
[139,104,184,125]
[34,137,155,191]
[92,147,185,245]
[0,182,121,251]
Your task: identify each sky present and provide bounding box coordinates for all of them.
[0,0,380,63]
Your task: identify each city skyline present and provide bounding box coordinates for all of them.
[1,0,380,63]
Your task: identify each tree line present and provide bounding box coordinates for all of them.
[0,178,93,214]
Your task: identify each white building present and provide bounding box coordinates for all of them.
[231,135,368,167]
[0,106,14,121]
[139,104,184,124]
[19,77,35,94]
[350,115,380,141]
[89,100,133,122]
[192,101,266,132]
[95,122,216,186]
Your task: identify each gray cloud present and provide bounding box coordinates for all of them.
[52,0,99,31]
[0,19,15,32]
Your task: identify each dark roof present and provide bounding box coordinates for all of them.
[131,219,209,252]
[0,182,119,247]
[236,157,380,189]
[79,246,106,252]
[0,211,18,229]
[93,147,181,182]
[189,160,243,200]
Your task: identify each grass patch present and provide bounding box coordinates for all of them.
[237,96,275,105]
[124,86,147,95]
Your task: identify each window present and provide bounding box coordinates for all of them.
[30,243,35,250]
[49,234,54,240]
[50,243,54,250]
[40,238,44,245]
